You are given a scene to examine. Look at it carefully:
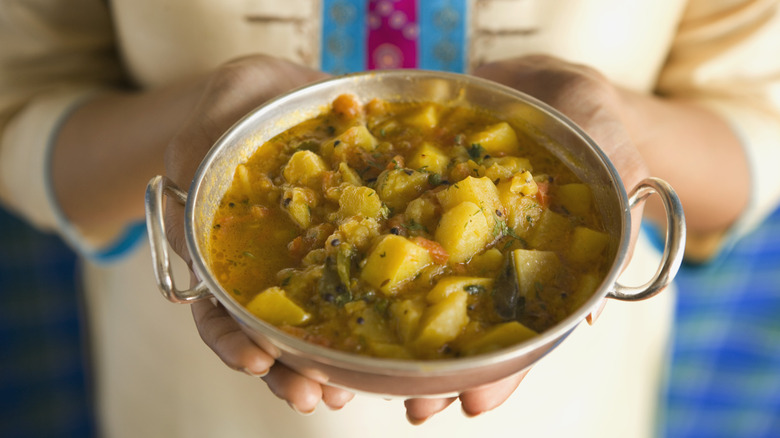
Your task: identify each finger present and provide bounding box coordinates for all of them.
[191,300,274,376]
[586,298,608,325]
[262,364,323,415]
[321,385,355,411]
[458,369,529,417]
[404,396,457,425]
[165,56,328,188]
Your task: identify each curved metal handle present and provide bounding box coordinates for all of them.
[144,175,211,303]
[608,177,686,301]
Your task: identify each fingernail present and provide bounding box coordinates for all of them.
[241,367,269,378]
[288,401,315,416]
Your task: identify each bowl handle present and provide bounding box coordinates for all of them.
[144,175,211,303]
[608,177,686,301]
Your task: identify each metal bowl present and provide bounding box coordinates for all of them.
[145,70,685,397]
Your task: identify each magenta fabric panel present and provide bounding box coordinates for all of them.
[367,0,419,69]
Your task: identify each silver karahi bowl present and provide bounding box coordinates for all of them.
[145,70,685,397]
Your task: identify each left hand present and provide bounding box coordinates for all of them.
[403,55,651,424]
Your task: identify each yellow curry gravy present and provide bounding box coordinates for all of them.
[208,94,611,360]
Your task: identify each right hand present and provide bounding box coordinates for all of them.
[163,54,355,413]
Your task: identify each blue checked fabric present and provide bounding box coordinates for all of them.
[0,207,95,438]
[661,205,780,438]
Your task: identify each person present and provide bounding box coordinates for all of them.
[1,0,778,437]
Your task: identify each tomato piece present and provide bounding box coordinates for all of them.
[536,181,551,208]
[411,236,449,265]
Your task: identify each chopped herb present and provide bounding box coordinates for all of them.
[374,298,390,316]
[428,173,442,186]
[242,251,256,259]
[334,287,353,306]
[493,212,527,247]
[334,140,341,147]
[379,251,386,258]
[468,143,486,163]
[281,275,292,286]
[233,288,242,296]
[402,219,429,233]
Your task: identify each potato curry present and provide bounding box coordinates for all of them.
[208,94,611,360]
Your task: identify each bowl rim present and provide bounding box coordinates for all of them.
[184,69,631,376]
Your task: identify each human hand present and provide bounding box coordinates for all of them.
[473,55,650,193]
[390,56,652,424]
[404,56,650,424]
[163,54,355,413]
[474,54,650,279]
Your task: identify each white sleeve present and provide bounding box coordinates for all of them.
[0,0,142,261]
[657,0,780,252]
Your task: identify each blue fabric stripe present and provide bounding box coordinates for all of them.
[418,0,467,73]
[321,0,368,75]
[92,220,147,263]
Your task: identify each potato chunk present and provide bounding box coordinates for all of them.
[283,150,328,187]
[408,141,449,175]
[555,183,593,217]
[375,168,430,211]
[281,187,316,229]
[246,287,311,326]
[360,235,432,295]
[460,321,537,355]
[434,201,492,263]
[508,171,538,196]
[404,194,439,233]
[321,125,379,161]
[436,176,503,228]
[426,276,493,304]
[511,249,561,299]
[390,298,426,343]
[338,185,383,220]
[403,103,440,129]
[567,226,610,264]
[468,122,521,156]
[497,180,544,239]
[414,290,469,352]
[527,209,571,250]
